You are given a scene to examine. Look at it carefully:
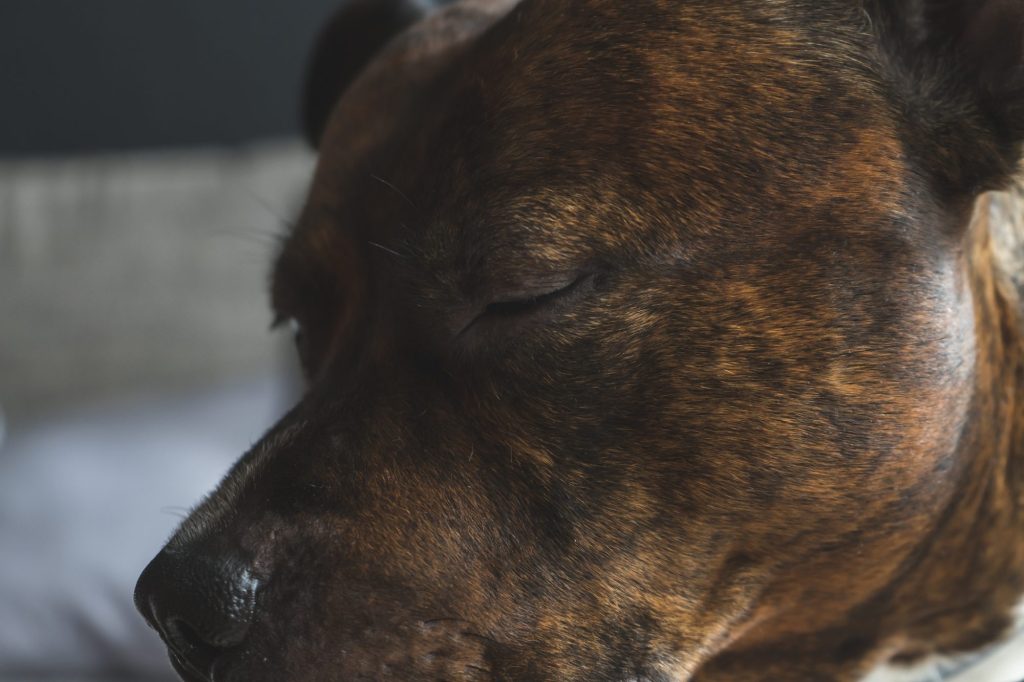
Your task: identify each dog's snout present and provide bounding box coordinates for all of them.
[134,545,260,679]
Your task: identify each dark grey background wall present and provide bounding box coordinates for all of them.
[0,0,340,156]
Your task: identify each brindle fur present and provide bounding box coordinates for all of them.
[146,1,1024,680]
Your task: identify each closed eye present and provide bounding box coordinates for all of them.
[458,272,595,338]
[484,274,590,316]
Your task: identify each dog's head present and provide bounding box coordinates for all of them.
[136,1,1024,680]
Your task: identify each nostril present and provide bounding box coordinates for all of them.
[172,617,216,652]
[134,546,261,678]
[175,618,203,648]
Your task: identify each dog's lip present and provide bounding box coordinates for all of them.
[168,646,248,682]
[168,648,209,682]
[161,624,249,682]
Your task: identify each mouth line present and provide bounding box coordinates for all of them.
[168,648,210,682]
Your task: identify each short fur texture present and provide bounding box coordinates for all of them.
[138,1,1024,679]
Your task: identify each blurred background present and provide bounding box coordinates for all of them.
[0,1,336,678]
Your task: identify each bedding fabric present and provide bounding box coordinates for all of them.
[0,141,309,679]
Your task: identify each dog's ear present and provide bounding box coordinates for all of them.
[302,0,457,149]
[873,0,1024,193]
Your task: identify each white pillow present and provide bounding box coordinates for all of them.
[0,375,290,679]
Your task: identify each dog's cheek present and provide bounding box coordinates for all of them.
[485,261,974,609]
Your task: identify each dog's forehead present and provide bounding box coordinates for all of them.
[280,0,912,305]
[443,1,906,221]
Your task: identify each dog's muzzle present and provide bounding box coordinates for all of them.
[134,541,260,681]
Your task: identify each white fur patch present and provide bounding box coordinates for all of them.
[861,600,1024,682]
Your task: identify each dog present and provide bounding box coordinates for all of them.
[134,0,1024,679]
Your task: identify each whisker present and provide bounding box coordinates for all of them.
[243,188,300,228]
[370,173,418,210]
[159,506,192,519]
[368,240,409,259]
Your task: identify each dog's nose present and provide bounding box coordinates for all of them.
[134,545,259,678]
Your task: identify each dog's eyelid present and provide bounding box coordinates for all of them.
[487,272,585,305]
[456,270,598,337]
